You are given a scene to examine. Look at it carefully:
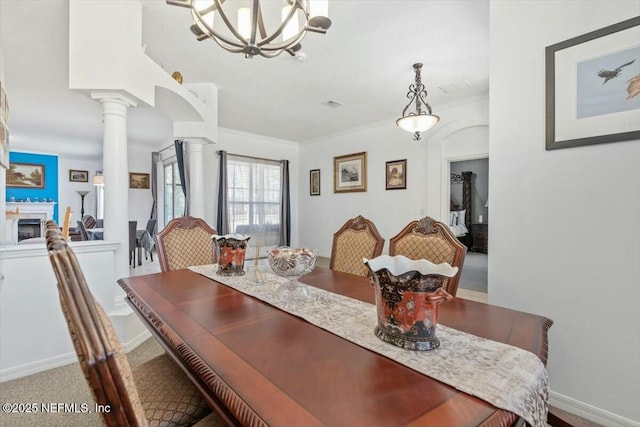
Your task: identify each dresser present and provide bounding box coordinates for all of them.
[470,223,488,253]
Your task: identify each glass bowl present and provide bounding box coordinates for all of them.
[267,247,318,300]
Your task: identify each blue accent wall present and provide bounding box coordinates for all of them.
[6,152,59,222]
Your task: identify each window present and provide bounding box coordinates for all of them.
[226,154,281,254]
[163,160,185,224]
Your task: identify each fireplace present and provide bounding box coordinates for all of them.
[5,202,56,244]
[17,219,44,241]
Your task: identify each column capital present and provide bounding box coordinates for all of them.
[185,139,209,150]
[90,92,138,108]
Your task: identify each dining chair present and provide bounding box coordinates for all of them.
[43,225,223,427]
[141,218,157,262]
[76,220,90,241]
[155,216,217,272]
[129,220,137,268]
[61,206,72,240]
[389,216,467,296]
[81,214,97,229]
[329,215,385,277]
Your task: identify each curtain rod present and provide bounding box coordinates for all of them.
[218,150,285,164]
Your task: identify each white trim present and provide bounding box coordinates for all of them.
[0,241,119,260]
[0,322,151,383]
[550,390,640,427]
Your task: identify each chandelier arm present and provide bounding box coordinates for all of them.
[213,0,248,46]
[249,0,260,46]
[416,90,433,115]
[191,9,245,49]
[401,92,418,118]
[255,1,306,47]
[256,0,268,40]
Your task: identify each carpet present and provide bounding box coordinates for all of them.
[458,252,488,293]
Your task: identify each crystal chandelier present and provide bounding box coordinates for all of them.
[167,0,331,59]
[396,63,439,141]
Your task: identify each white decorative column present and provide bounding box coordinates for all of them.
[92,93,137,286]
[187,139,207,219]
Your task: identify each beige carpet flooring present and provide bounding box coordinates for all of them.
[0,338,164,427]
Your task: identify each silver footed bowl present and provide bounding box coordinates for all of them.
[267,247,318,279]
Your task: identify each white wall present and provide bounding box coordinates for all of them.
[490,1,640,425]
[298,97,489,258]
[128,144,154,230]
[58,155,102,221]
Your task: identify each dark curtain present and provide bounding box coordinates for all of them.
[149,152,159,231]
[174,140,189,216]
[216,150,229,234]
[279,159,291,246]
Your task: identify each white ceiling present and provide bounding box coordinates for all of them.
[0,0,489,156]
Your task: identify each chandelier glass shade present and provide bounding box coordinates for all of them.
[396,63,439,141]
[167,0,331,58]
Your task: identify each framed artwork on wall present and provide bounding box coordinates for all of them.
[333,152,367,193]
[129,172,150,189]
[310,169,320,196]
[545,16,640,150]
[0,123,8,169]
[385,159,407,190]
[69,169,88,182]
[6,162,45,188]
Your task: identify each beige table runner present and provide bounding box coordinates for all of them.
[189,264,548,427]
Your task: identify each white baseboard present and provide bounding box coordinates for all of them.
[550,390,639,427]
[0,352,78,383]
[121,328,152,353]
[0,321,151,383]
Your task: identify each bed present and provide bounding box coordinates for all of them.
[449,171,472,247]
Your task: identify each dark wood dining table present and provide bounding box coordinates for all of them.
[118,267,552,427]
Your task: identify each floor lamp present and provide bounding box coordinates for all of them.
[76,191,90,218]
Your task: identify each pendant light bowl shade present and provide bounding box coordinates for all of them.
[397,63,439,141]
[396,113,440,134]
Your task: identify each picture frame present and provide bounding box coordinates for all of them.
[310,169,321,196]
[385,159,407,190]
[6,162,45,188]
[129,172,150,189]
[334,152,367,193]
[0,122,8,169]
[69,169,88,182]
[545,16,640,150]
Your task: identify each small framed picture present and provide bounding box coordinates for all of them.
[69,169,89,182]
[310,169,320,196]
[334,152,367,193]
[385,159,407,190]
[129,172,150,189]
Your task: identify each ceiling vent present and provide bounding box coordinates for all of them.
[438,81,471,94]
[322,100,343,108]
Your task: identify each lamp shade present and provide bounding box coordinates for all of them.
[92,174,104,187]
[396,113,440,133]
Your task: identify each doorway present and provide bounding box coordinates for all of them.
[445,157,488,297]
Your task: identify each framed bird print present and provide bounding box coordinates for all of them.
[545,16,640,150]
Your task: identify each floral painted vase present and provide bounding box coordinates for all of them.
[364,255,458,351]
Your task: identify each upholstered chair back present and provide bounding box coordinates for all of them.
[155,216,218,272]
[330,215,385,277]
[46,227,148,426]
[45,224,219,427]
[389,216,467,296]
